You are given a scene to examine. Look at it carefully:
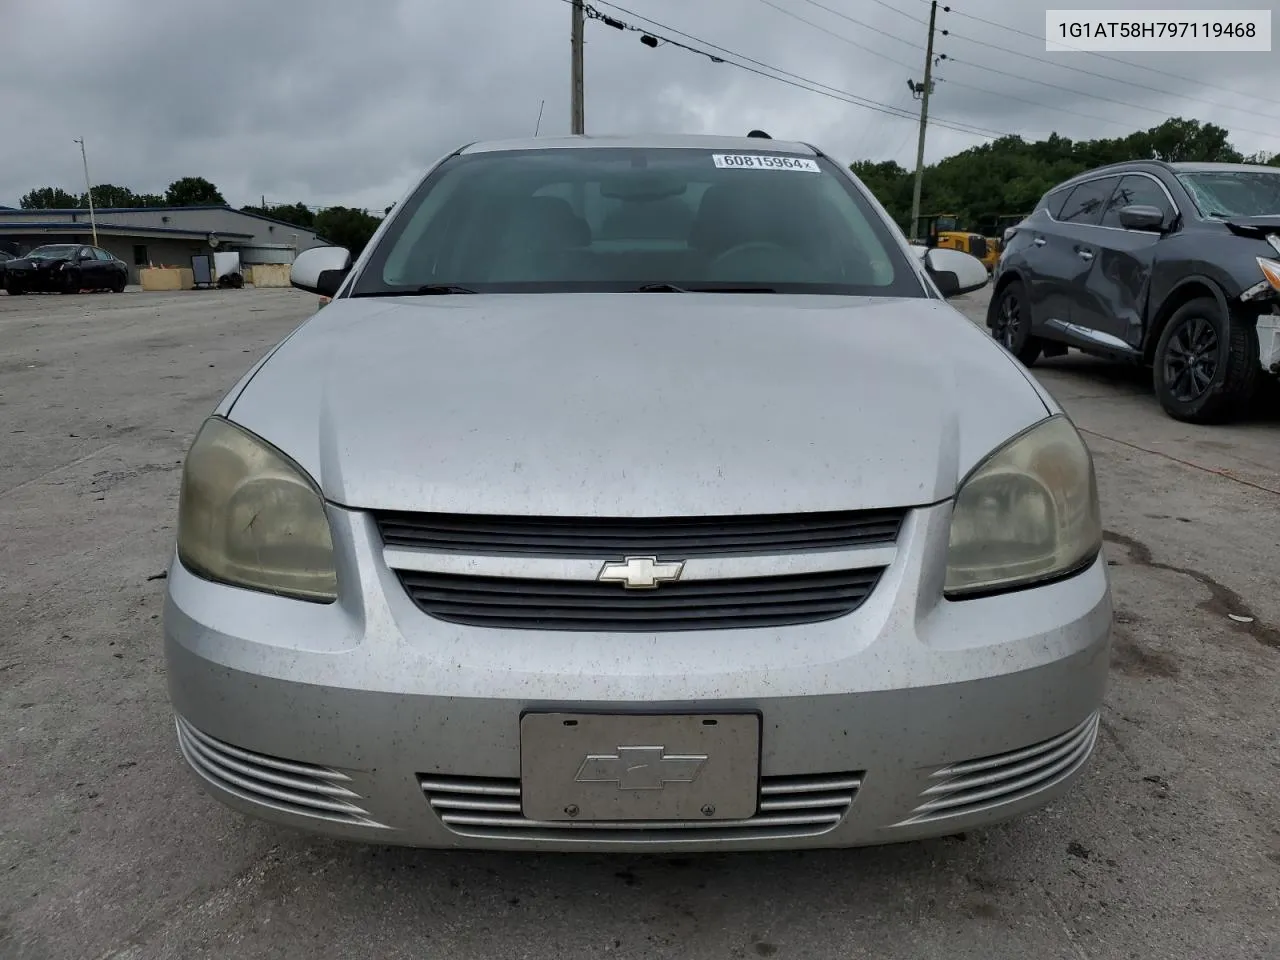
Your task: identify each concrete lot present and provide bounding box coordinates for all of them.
[1,286,1277,960]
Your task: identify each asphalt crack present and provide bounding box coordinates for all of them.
[1104,530,1279,650]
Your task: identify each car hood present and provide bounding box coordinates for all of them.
[7,258,64,268]
[1224,215,1280,240]
[227,293,1049,515]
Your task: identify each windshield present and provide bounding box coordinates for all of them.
[1177,171,1280,218]
[27,245,78,260]
[352,147,923,297]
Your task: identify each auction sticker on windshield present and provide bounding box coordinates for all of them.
[712,154,820,172]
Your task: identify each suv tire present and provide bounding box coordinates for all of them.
[991,280,1042,366]
[1153,296,1259,424]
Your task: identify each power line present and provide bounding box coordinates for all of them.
[944,52,1280,140]
[752,0,1137,133]
[945,30,1280,125]
[753,0,916,71]
[793,0,926,51]
[940,5,1280,110]
[859,0,929,26]
[577,0,1012,139]
[853,0,1280,125]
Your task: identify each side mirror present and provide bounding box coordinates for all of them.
[1118,204,1166,232]
[924,247,989,298]
[291,246,352,297]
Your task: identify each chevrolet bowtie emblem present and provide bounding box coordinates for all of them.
[597,556,685,589]
[574,746,708,790]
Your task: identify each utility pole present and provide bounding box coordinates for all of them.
[73,137,98,246]
[570,0,585,134]
[908,0,939,242]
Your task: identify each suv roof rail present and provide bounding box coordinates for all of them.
[1065,158,1174,181]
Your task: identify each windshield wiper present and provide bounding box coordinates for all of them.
[409,284,478,295]
[685,285,779,293]
[632,282,688,292]
[352,284,478,298]
[630,283,779,293]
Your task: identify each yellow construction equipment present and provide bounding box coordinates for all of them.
[914,214,1001,272]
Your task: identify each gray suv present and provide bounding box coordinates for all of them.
[990,160,1280,423]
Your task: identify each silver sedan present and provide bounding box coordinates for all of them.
[164,134,1111,852]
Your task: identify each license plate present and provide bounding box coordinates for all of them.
[520,713,760,822]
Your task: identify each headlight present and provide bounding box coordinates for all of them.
[176,417,337,602]
[945,414,1101,598]
[1256,257,1280,291]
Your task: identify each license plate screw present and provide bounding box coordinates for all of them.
[564,804,580,818]
[701,803,715,817]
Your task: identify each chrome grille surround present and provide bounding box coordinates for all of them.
[373,508,906,558]
[374,508,907,632]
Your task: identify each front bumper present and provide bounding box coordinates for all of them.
[5,267,65,289]
[164,501,1113,852]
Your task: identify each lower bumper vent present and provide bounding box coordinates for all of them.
[419,771,863,843]
[175,715,386,828]
[895,711,1100,826]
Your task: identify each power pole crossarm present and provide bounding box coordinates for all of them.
[908,0,938,241]
[571,0,585,135]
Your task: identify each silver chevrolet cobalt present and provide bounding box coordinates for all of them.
[164,134,1111,852]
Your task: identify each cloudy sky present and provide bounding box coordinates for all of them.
[3,0,1278,211]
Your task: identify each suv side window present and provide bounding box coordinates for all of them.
[1099,175,1175,228]
[1041,187,1073,220]
[1057,176,1120,225]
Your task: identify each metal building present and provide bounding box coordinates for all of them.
[0,205,329,283]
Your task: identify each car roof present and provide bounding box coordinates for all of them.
[458,134,819,156]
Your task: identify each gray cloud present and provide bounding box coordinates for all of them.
[3,0,1277,210]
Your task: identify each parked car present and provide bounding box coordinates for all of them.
[3,243,128,295]
[165,134,1110,854]
[990,160,1280,423]
[0,249,14,285]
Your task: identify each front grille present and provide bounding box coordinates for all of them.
[420,771,862,843]
[175,716,386,828]
[969,236,988,259]
[894,711,1099,826]
[373,508,906,558]
[396,566,884,631]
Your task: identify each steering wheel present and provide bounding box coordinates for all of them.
[707,240,790,272]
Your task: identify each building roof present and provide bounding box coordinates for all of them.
[0,221,254,240]
[0,204,320,234]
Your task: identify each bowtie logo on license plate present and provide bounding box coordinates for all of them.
[574,746,707,790]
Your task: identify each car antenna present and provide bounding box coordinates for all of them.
[747,130,771,139]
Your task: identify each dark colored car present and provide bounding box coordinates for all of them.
[4,243,129,295]
[0,250,14,284]
[989,160,1280,423]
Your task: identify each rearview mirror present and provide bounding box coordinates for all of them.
[1118,204,1166,232]
[291,246,352,297]
[924,247,988,298]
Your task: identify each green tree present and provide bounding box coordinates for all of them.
[20,187,84,209]
[89,183,141,207]
[313,206,382,256]
[241,201,316,229]
[852,118,1248,233]
[165,176,226,206]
